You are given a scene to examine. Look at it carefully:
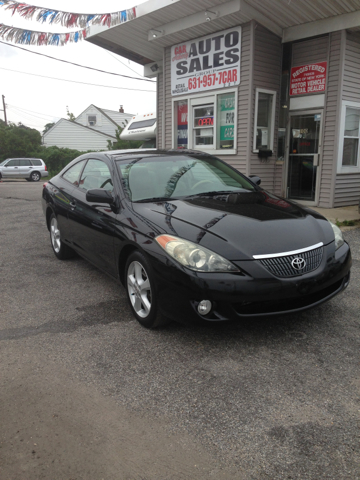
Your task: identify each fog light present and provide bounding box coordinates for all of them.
[197,300,212,315]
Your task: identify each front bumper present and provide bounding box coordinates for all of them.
[151,241,352,323]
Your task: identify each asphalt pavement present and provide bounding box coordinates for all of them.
[0,180,359,480]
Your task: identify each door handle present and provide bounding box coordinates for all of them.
[70,201,76,210]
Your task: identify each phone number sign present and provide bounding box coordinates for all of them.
[290,62,327,96]
[171,27,241,96]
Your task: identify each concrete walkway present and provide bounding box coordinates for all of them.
[310,204,360,224]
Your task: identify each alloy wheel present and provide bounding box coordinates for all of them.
[127,261,152,318]
[50,216,61,253]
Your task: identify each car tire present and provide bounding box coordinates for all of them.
[49,213,75,260]
[30,171,41,182]
[125,251,170,329]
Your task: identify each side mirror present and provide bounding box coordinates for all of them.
[86,188,114,204]
[249,175,261,186]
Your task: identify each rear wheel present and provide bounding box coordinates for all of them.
[125,251,170,328]
[49,213,74,260]
[30,171,41,182]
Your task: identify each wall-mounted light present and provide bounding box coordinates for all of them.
[205,10,218,22]
[150,63,159,72]
[149,29,164,38]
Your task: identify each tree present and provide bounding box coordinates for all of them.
[66,106,76,122]
[0,122,42,161]
[43,122,55,135]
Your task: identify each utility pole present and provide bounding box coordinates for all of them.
[1,95,7,125]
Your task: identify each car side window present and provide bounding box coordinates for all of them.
[79,159,113,192]
[6,159,20,166]
[19,159,32,166]
[31,160,42,166]
[62,160,86,186]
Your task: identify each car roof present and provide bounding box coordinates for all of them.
[108,149,213,159]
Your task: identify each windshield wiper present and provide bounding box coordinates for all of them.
[186,190,249,197]
[134,196,172,203]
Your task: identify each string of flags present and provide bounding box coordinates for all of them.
[0,23,88,45]
[0,1,137,45]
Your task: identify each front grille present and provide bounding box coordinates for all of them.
[259,246,323,278]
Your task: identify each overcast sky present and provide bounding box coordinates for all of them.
[0,0,156,133]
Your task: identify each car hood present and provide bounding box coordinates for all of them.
[132,191,334,260]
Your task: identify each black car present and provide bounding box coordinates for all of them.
[42,150,351,328]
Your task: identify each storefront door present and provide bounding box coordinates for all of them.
[286,111,322,204]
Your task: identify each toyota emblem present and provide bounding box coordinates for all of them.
[291,257,306,271]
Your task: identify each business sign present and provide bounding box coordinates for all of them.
[176,101,188,148]
[290,62,327,96]
[171,27,241,96]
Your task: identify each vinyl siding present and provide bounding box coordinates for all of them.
[334,31,360,207]
[157,70,164,148]
[334,174,360,207]
[318,32,339,207]
[75,105,132,137]
[292,35,328,66]
[250,24,282,194]
[102,109,134,129]
[343,32,360,101]
[43,119,115,151]
[163,22,253,174]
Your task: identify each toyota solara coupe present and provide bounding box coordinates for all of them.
[42,150,351,328]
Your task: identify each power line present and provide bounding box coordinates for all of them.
[7,104,59,119]
[0,67,157,92]
[106,51,144,78]
[7,105,58,122]
[0,40,156,83]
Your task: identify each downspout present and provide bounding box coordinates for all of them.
[162,47,166,149]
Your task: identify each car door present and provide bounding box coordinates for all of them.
[67,158,118,276]
[18,159,33,178]
[2,159,20,177]
[51,159,87,246]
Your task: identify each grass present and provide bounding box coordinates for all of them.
[336,218,360,228]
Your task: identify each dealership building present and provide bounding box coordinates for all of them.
[87,0,360,208]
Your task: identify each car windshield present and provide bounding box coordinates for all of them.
[0,159,9,166]
[116,154,256,202]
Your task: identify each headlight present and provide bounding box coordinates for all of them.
[330,222,344,250]
[155,235,239,272]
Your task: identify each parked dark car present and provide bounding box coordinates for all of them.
[42,150,351,328]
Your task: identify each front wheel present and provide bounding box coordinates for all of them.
[49,213,75,260]
[30,171,41,182]
[125,251,170,328]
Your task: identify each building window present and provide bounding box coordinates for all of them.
[217,92,235,150]
[343,107,359,166]
[172,89,237,154]
[193,104,214,148]
[253,89,276,152]
[338,102,360,173]
[174,100,188,149]
[88,115,97,126]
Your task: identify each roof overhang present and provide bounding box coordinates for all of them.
[86,0,360,65]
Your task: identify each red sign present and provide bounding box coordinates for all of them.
[290,62,327,96]
[197,117,214,127]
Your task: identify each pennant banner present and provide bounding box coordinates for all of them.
[0,1,137,28]
[0,22,88,45]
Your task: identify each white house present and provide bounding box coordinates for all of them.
[43,105,133,151]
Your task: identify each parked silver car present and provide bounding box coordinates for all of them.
[0,158,49,181]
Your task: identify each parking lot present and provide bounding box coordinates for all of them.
[0,180,359,479]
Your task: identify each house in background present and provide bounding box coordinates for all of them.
[43,104,133,151]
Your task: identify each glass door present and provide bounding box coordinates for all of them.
[287,112,322,203]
